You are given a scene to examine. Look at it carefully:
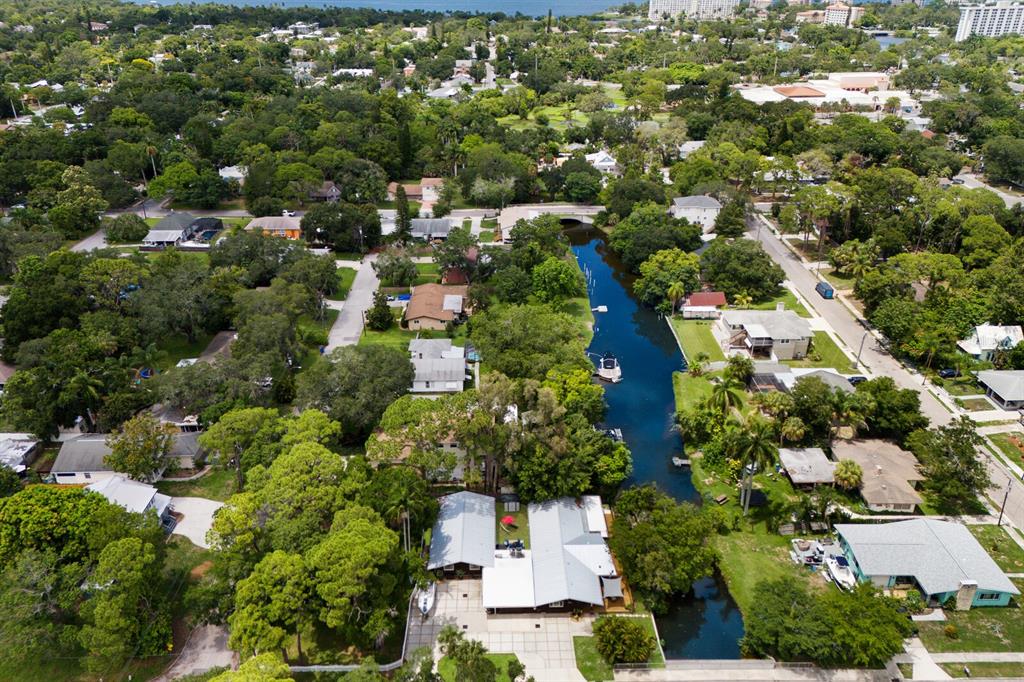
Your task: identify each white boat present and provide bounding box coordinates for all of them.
[596,352,622,383]
[825,555,857,591]
[417,582,436,617]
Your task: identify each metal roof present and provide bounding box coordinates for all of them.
[54,433,200,474]
[427,491,495,570]
[529,498,612,607]
[413,358,466,384]
[779,447,835,485]
[721,309,813,341]
[86,475,170,517]
[837,520,1019,597]
[978,370,1024,402]
[672,195,722,209]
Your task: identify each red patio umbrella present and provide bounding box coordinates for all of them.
[500,515,516,525]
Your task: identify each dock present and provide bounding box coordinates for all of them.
[671,457,690,467]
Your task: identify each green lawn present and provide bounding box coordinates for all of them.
[496,505,530,549]
[669,318,726,362]
[783,331,856,372]
[359,310,454,350]
[414,262,441,285]
[959,397,996,411]
[821,269,856,290]
[574,615,664,682]
[327,266,357,301]
[672,371,713,412]
[968,525,1024,573]
[988,432,1024,469]
[941,376,984,397]
[747,289,811,318]
[480,229,495,243]
[918,603,1024,652]
[156,333,215,371]
[438,654,521,682]
[157,467,237,502]
[481,218,498,230]
[941,662,1024,678]
[564,254,595,344]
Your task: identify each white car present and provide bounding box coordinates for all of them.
[282,209,296,217]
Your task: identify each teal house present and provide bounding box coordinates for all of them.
[835,520,1019,609]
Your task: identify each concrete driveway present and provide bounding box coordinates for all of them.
[170,497,223,549]
[153,624,235,682]
[326,253,379,350]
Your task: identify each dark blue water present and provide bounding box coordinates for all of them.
[570,229,744,659]
[136,0,618,17]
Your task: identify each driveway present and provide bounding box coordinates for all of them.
[170,497,223,549]
[325,253,379,350]
[153,624,235,682]
[406,580,591,682]
[71,228,108,252]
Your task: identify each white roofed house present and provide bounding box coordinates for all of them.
[143,212,199,249]
[428,491,496,574]
[409,339,468,394]
[957,323,1024,362]
[86,475,172,523]
[670,195,722,232]
[977,370,1024,410]
[718,309,814,360]
[678,140,706,159]
[778,447,835,489]
[585,150,621,176]
[0,434,40,474]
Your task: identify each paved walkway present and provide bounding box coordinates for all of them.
[325,253,379,350]
[901,637,950,680]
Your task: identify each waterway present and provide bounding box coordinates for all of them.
[568,227,744,658]
[136,0,619,17]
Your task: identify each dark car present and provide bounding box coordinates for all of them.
[938,368,960,379]
[847,375,868,385]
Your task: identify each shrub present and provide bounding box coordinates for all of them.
[105,214,150,243]
[247,196,284,217]
[592,617,655,664]
[944,624,958,639]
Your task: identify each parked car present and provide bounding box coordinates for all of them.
[815,281,835,299]
[282,209,296,217]
[847,375,868,385]
[951,178,965,185]
[938,368,960,379]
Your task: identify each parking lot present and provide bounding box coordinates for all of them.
[406,579,594,682]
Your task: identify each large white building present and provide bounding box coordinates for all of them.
[648,0,740,20]
[956,2,1024,41]
[824,3,865,27]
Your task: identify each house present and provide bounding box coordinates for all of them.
[404,284,469,331]
[585,150,620,175]
[427,491,496,573]
[678,140,706,159]
[718,308,814,360]
[831,440,925,513]
[482,496,620,611]
[670,195,722,232]
[0,361,16,394]
[977,370,1024,409]
[309,180,342,202]
[748,363,854,394]
[218,165,246,184]
[52,433,203,484]
[410,218,452,241]
[958,324,1024,361]
[388,178,443,203]
[143,213,199,248]
[86,475,172,522]
[0,434,40,474]
[409,339,468,393]
[779,447,835,488]
[148,403,202,433]
[836,520,1020,608]
[681,291,727,319]
[246,216,302,239]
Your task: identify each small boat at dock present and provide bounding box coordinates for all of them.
[595,352,622,383]
[417,582,436,617]
[825,555,857,591]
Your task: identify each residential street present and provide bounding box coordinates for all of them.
[325,253,379,350]
[953,172,1023,208]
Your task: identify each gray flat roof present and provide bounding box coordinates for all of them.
[837,520,1019,597]
[427,491,495,570]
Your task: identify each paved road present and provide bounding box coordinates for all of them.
[71,227,108,252]
[748,214,951,427]
[325,253,379,350]
[954,172,1022,208]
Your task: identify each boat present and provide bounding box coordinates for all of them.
[602,427,624,442]
[417,582,436,617]
[671,457,689,467]
[595,352,622,383]
[591,305,608,313]
[825,555,857,591]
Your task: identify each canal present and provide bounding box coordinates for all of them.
[568,227,744,658]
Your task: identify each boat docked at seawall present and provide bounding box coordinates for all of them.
[825,555,857,591]
[417,582,436,617]
[595,352,622,383]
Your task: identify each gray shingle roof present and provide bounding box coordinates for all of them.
[427,491,495,569]
[836,520,1019,597]
[411,218,452,237]
[721,309,813,341]
[53,432,200,473]
[672,195,722,209]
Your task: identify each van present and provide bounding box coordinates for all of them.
[815,281,834,299]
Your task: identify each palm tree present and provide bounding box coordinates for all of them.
[733,414,779,515]
[780,416,806,446]
[688,351,709,377]
[145,145,159,181]
[833,459,863,491]
[666,281,687,316]
[830,391,873,443]
[66,370,104,432]
[733,292,753,308]
[708,377,745,416]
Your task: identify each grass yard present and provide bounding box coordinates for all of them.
[941,662,1024,678]
[747,289,811,318]
[940,376,984,397]
[326,266,357,301]
[968,525,1024,573]
[672,371,713,412]
[564,253,595,344]
[669,318,726,363]
[157,467,237,502]
[480,229,495,243]
[715,528,819,617]
[988,432,1024,469]
[156,333,215,371]
[496,505,530,549]
[958,397,996,412]
[438,654,521,682]
[359,309,453,350]
[783,331,856,372]
[918,603,1024,652]
[414,261,441,285]
[821,269,856,290]
[481,218,498,230]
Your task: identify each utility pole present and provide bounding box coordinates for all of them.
[856,331,868,367]
[998,478,1012,527]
